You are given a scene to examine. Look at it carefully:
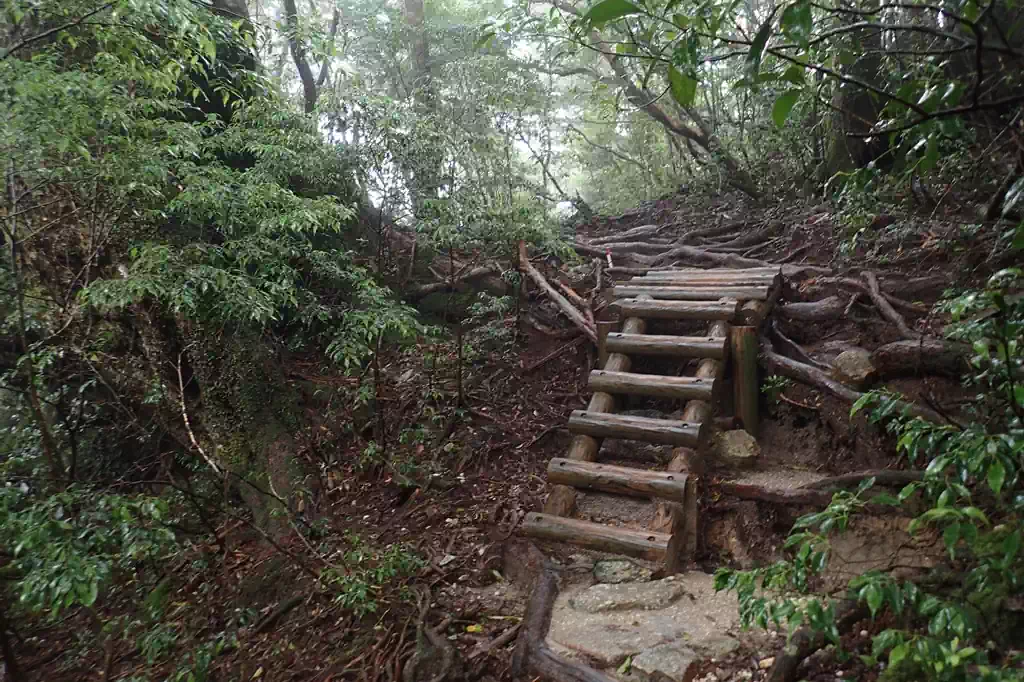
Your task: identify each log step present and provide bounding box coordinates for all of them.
[628,275,779,288]
[613,285,770,301]
[612,298,740,321]
[605,332,728,359]
[521,512,669,561]
[588,370,716,401]
[567,410,704,447]
[639,267,781,278]
[547,458,691,502]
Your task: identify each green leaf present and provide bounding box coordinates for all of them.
[583,0,643,24]
[668,66,698,108]
[889,642,910,667]
[920,135,939,172]
[772,89,801,128]
[779,65,806,85]
[747,8,778,73]
[862,582,884,615]
[988,460,1006,494]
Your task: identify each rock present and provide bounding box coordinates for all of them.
[500,538,546,587]
[593,559,652,584]
[758,657,775,669]
[547,572,741,669]
[569,576,687,613]
[700,635,741,658]
[714,430,760,469]
[631,644,701,682]
[832,348,876,389]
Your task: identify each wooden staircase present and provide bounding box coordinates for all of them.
[522,266,784,574]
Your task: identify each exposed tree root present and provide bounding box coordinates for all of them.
[761,341,943,423]
[871,339,968,378]
[768,320,831,371]
[802,469,922,491]
[766,600,869,682]
[512,565,618,682]
[862,271,920,339]
[588,224,666,244]
[778,296,846,322]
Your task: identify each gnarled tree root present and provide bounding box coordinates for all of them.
[512,565,618,682]
[766,600,869,682]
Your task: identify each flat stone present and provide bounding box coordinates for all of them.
[632,644,701,681]
[714,430,760,469]
[548,573,741,668]
[593,559,653,584]
[569,576,686,613]
[833,348,876,389]
[701,634,741,658]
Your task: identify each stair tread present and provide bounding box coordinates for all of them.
[588,370,717,401]
[521,512,669,561]
[568,410,705,447]
[613,298,740,321]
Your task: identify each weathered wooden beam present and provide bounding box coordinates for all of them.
[605,332,728,360]
[544,303,649,518]
[651,319,730,532]
[731,326,760,438]
[612,285,770,301]
[639,267,781,277]
[588,370,716,401]
[596,320,615,368]
[612,298,740,321]
[568,411,704,447]
[737,278,784,326]
[547,458,690,502]
[522,512,668,561]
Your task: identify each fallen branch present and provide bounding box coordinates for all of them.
[405,265,501,302]
[761,342,943,423]
[863,271,920,339]
[520,242,597,343]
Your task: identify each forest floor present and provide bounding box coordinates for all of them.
[23,185,993,682]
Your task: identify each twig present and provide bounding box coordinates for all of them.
[176,345,222,475]
[468,624,521,660]
[779,393,817,411]
[524,336,586,373]
[863,271,921,339]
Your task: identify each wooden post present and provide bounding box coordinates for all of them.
[732,326,759,437]
[663,477,697,575]
[597,321,614,368]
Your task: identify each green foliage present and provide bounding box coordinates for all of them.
[0,486,175,619]
[717,270,1024,682]
[322,535,423,617]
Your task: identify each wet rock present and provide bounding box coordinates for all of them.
[569,576,687,613]
[593,558,653,584]
[833,348,876,389]
[701,635,741,658]
[632,645,701,682]
[714,430,760,469]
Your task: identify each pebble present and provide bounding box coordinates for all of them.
[758,657,775,670]
[860,629,869,637]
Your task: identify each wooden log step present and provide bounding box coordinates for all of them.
[605,332,728,359]
[521,512,669,561]
[547,458,691,502]
[628,275,779,288]
[613,285,770,301]
[640,267,782,278]
[612,298,740,321]
[568,410,704,447]
[588,370,715,401]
